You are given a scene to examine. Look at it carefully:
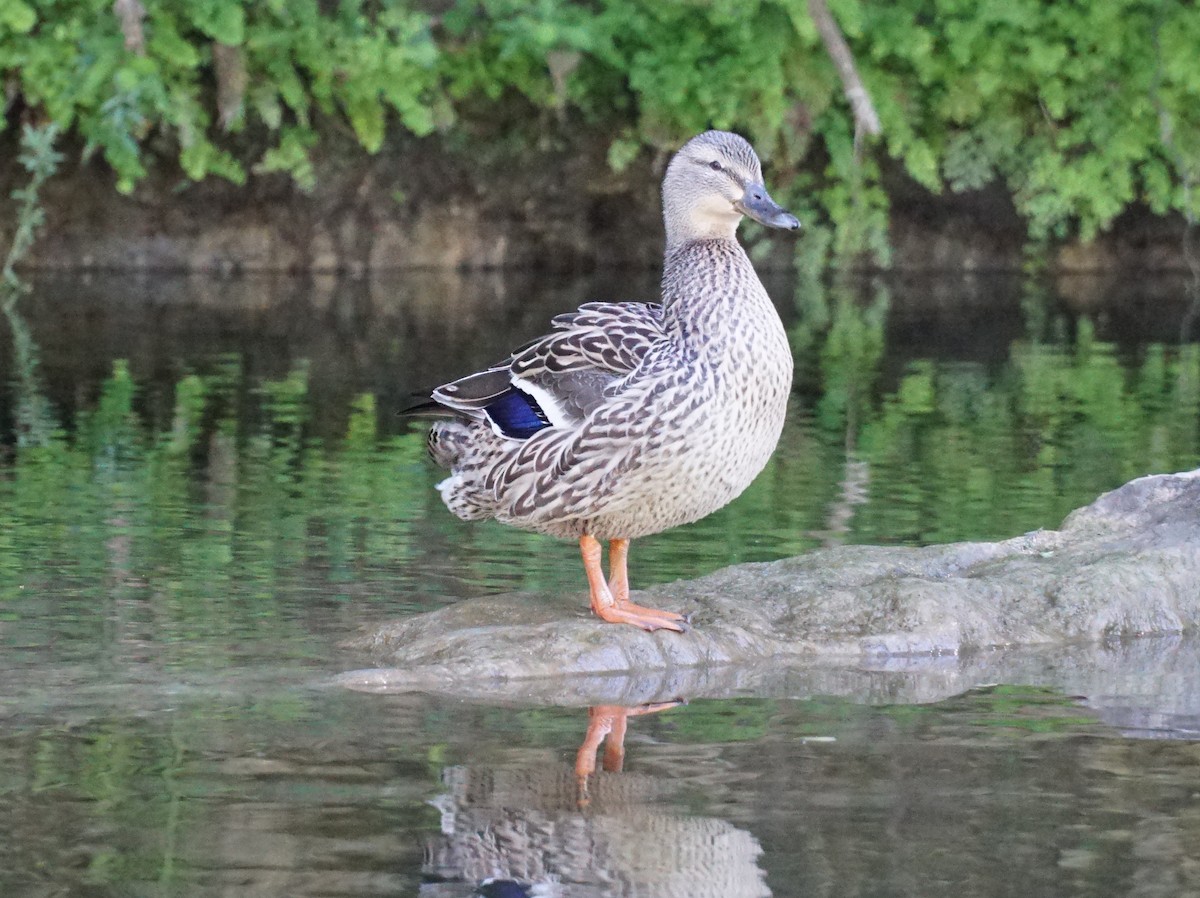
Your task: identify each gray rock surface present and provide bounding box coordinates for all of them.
[339,470,1200,709]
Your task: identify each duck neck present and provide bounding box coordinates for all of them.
[660,237,761,340]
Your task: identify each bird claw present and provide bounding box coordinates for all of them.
[597,600,690,632]
[637,614,689,634]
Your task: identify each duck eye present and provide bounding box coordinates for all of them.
[708,160,723,172]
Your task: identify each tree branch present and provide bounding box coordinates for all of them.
[808,0,881,142]
[213,42,248,131]
[113,0,146,55]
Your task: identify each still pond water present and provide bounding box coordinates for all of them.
[2,270,1199,897]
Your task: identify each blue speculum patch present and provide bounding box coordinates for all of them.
[485,389,551,438]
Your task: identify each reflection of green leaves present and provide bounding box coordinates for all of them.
[656,699,772,743]
[82,359,140,467]
[0,357,434,653]
[1,321,1198,638]
[790,275,888,474]
[163,375,208,457]
[815,283,888,437]
[939,685,1097,734]
[856,337,1200,545]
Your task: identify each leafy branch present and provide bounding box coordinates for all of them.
[2,121,63,448]
[2,1,1199,264]
[2,122,62,304]
[807,0,880,149]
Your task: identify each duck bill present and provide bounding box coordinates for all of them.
[735,187,801,231]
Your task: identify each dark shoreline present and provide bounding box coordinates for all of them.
[3,132,1196,275]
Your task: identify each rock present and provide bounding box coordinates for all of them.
[339,470,1200,705]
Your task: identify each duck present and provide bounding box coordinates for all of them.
[425,130,800,632]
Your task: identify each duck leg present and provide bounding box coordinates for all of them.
[579,535,686,631]
[608,537,689,627]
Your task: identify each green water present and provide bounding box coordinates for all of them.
[2,271,1199,896]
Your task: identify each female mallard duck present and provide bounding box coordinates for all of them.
[427,131,799,632]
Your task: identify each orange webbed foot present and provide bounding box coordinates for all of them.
[581,535,688,632]
[593,601,689,633]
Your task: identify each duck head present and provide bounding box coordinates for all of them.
[661,130,800,249]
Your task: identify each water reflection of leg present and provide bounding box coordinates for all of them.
[575,701,683,808]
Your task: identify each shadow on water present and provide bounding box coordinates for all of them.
[2,268,1200,896]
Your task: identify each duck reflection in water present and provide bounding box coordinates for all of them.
[573,702,682,808]
[420,703,771,898]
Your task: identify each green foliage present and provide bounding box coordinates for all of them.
[3,1,1199,259]
[2,0,439,192]
[2,122,61,296]
[864,0,1200,240]
[2,123,61,448]
[2,3,1200,261]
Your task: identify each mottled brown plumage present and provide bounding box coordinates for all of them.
[425,131,800,630]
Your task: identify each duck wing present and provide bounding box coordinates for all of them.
[431,302,665,439]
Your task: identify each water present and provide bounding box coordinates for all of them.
[2,271,1199,897]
